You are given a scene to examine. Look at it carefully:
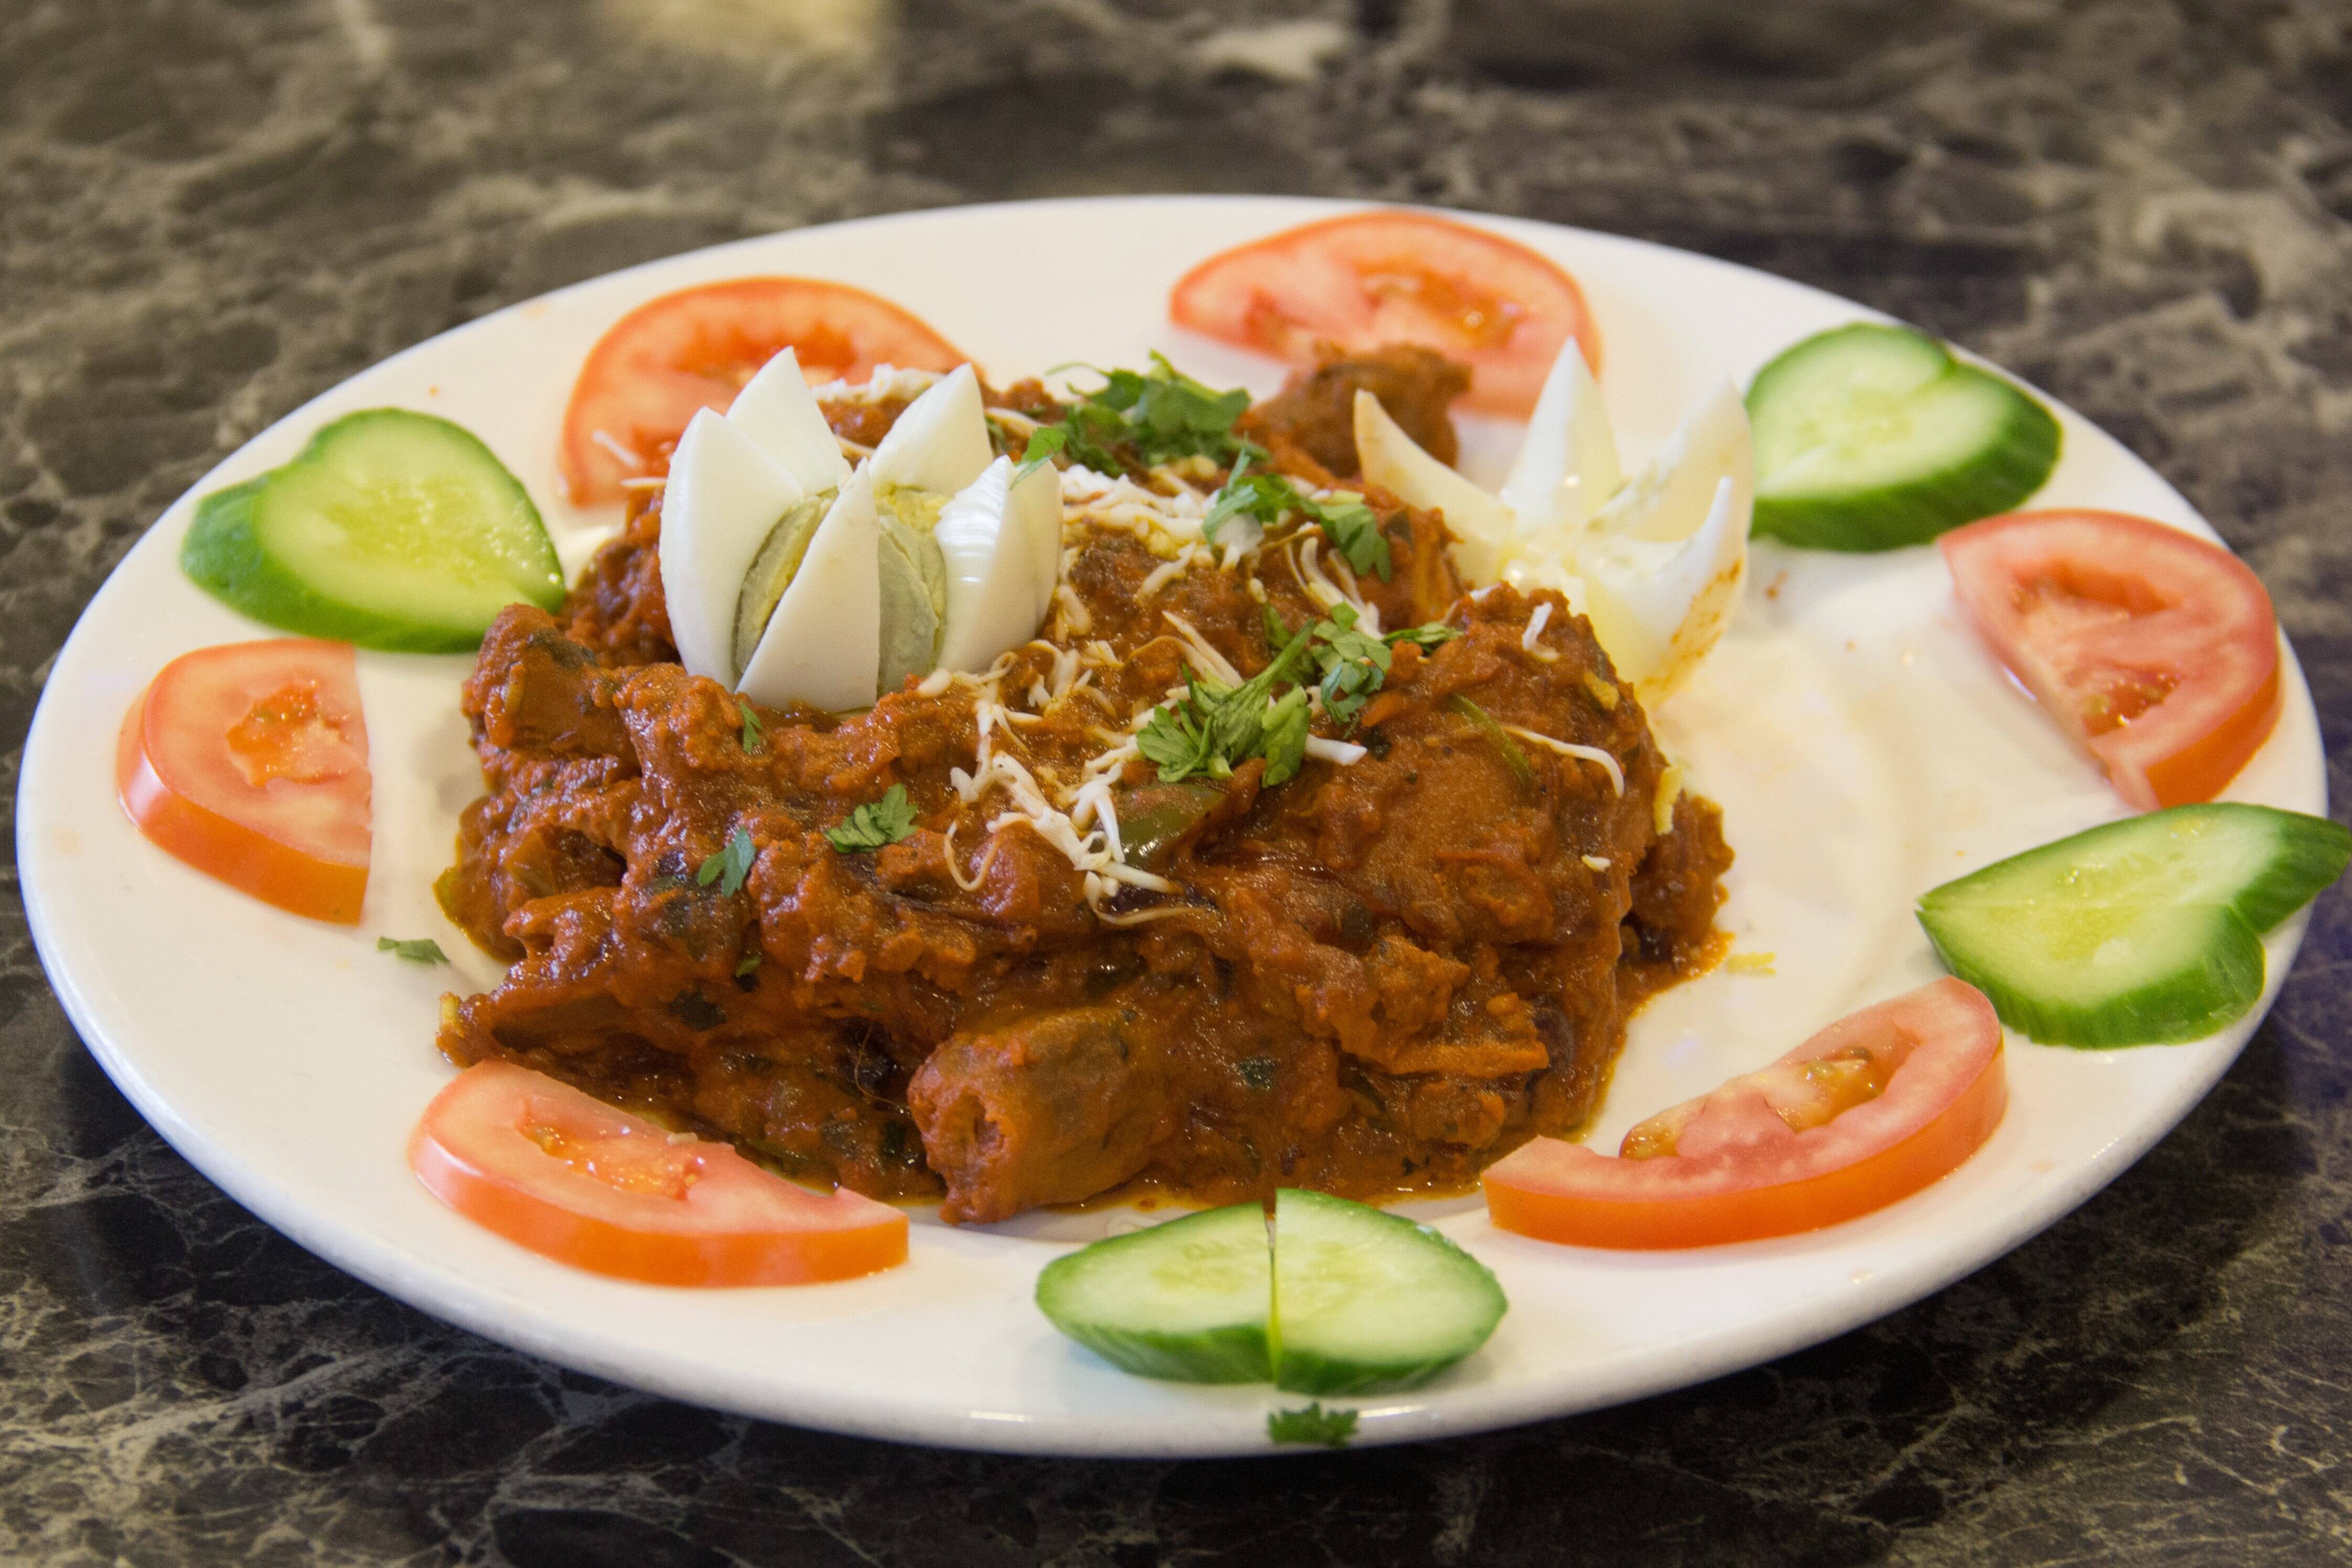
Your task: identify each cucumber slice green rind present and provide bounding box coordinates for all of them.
[1747,323,2061,552]
[1271,1188,1504,1396]
[1916,804,2351,1047]
[1034,1203,1272,1384]
[1920,902,2263,1047]
[182,409,561,653]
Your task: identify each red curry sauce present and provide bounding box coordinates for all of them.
[435,356,1730,1223]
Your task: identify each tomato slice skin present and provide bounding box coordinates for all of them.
[1169,209,1598,419]
[559,277,969,506]
[116,638,370,924]
[1483,979,2007,1249]
[1940,509,2282,812]
[409,1062,908,1286]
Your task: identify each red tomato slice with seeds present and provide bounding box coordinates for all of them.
[559,277,969,506]
[1483,979,2007,1249]
[1169,209,1598,418]
[1941,509,2283,812]
[410,1061,908,1286]
[117,638,370,924]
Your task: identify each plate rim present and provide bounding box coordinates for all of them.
[16,192,2329,1457]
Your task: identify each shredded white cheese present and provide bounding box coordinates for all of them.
[1163,613,1244,686]
[1505,725,1626,796]
[1290,535,1380,632]
[808,364,942,403]
[1521,602,1561,662]
[1582,854,1612,872]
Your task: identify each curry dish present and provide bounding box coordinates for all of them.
[435,351,1731,1224]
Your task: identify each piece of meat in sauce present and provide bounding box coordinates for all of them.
[1238,342,1472,483]
[435,362,1730,1223]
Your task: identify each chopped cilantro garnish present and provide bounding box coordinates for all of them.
[1310,604,1392,726]
[1385,622,1461,650]
[825,784,917,853]
[734,947,763,978]
[1199,459,1391,580]
[1021,353,1255,479]
[697,825,758,895]
[1137,626,1318,787]
[739,702,765,754]
[1267,1402,1358,1448]
[1313,490,1391,580]
[1269,606,1460,728]
[377,936,448,965]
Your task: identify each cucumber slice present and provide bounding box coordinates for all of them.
[183,410,561,652]
[1747,323,2060,551]
[1272,1189,1505,1396]
[1034,1191,1508,1392]
[1033,1203,1273,1383]
[1917,804,2351,1047]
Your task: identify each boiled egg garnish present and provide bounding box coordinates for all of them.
[1354,342,1752,702]
[662,354,1064,712]
[736,467,883,712]
[935,455,1063,672]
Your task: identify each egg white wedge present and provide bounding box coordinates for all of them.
[1352,342,1754,703]
[1353,390,1514,582]
[870,363,993,495]
[727,347,854,495]
[934,455,1065,672]
[736,465,882,713]
[1497,345,1621,538]
[1576,474,1745,702]
[660,408,807,686]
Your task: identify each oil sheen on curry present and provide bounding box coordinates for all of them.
[435,348,1731,1225]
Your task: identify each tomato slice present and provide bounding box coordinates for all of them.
[410,1062,908,1286]
[117,638,370,924]
[1482,979,2007,1248]
[559,277,969,506]
[1941,510,2282,812]
[1169,209,1598,419]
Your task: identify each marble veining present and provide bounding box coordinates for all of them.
[6,0,2352,1561]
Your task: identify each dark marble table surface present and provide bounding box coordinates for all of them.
[7,0,2352,1562]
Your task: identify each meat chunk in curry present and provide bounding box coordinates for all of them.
[435,357,1730,1224]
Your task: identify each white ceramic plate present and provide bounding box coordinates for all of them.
[18,197,2326,1458]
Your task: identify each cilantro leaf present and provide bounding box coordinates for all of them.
[377,936,449,965]
[1312,490,1392,581]
[1010,423,1068,483]
[1267,1402,1358,1448]
[1025,355,1256,478]
[1310,605,1393,726]
[1138,627,1317,785]
[1384,622,1460,650]
[1258,687,1312,786]
[1137,695,1215,779]
[734,947,762,978]
[697,825,759,894]
[824,784,917,853]
[739,702,765,754]
[1199,463,1392,580]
